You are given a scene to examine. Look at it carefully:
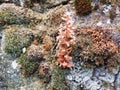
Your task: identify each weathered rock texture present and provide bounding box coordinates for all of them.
[0,0,120,90]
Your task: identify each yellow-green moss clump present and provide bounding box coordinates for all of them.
[19,43,46,77]
[0,9,31,26]
[75,0,92,16]
[47,62,70,90]
[19,54,39,77]
[3,25,33,57]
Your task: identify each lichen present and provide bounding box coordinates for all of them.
[56,10,76,68]
[118,26,120,33]
[102,82,109,88]
[19,44,45,77]
[49,6,65,26]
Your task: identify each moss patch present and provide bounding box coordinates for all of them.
[3,25,33,57]
[19,54,39,77]
[75,0,92,16]
[0,9,31,26]
[48,62,69,90]
[75,27,120,68]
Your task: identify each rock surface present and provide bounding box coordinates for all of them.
[0,1,120,90]
[115,69,120,90]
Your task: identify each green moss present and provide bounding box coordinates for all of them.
[118,26,120,33]
[49,63,70,90]
[0,9,31,26]
[19,54,39,77]
[118,0,120,3]
[3,25,32,57]
[0,26,3,31]
[102,82,108,88]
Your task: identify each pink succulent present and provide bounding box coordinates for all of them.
[57,11,76,68]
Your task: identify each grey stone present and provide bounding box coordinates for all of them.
[115,70,120,90]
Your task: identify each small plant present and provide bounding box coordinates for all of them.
[57,11,76,68]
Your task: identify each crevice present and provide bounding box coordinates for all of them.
[114,67,120,90]
[0,1,13,4]
[47,0,71,9]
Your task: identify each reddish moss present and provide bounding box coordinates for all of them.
[76,27,120,68]
[38,62,51,83]
[75,0,92,16]
[49,7,65,26]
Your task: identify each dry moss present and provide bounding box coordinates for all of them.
[38,62,51,83]
[25,44,44,62]
[75,0,92,16]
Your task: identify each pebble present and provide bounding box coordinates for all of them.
[66,75,73,81]
[11,60,18,69]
